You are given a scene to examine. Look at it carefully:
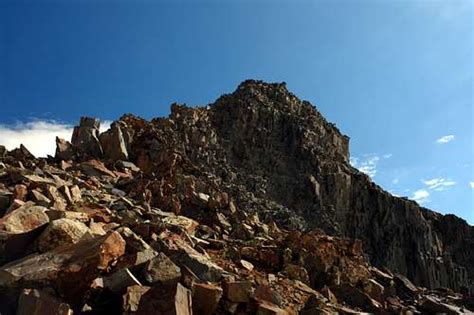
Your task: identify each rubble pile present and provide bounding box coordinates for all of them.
[0,80,472,314]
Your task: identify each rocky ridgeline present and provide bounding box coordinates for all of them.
[0,80,472,314]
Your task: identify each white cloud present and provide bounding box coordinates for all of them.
[470,182,474,189]
[423,177,456,191]
[100,121,113,133]
[383,154,393,159]
[412,189,430,204]
[350,155,380,178]
[0,119,111,158]
[436,135,455,144]
[392,178,399,185]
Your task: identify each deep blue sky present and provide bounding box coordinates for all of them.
[0,0,472,223]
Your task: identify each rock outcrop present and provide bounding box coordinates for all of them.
[0,80,471,314]
[71,117,103,158]
[119,80,473,292]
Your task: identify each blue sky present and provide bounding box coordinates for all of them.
[0,0,472,224]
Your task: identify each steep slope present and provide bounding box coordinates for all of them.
[112,80,472,292]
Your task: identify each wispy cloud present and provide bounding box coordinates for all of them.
[436,135,455,144]
[383,154,393,159]
[412,189,430,204]
[350,155,380,178]
[470,182,474,189]
[392,178,399,185]
[0,119,111,157]
[423,177,456,191]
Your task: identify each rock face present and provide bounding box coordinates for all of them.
[120,80,473,292]
[0,80,472,314]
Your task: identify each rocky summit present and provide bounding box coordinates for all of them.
[0,80,472,314]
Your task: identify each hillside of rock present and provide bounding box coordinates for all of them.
[0,80,472,314]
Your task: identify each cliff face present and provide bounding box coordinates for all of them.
[117,80,472,292]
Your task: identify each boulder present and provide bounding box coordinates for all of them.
[71,116,103,157]
[224,280,252,303]
[37,218,90,252]
[99,121,129,161]
[0,202,49,233]
[30,189,51,207]
[136,283,192,315]
[102,268,142,294]
[144,252,181,285]
[158,236,224,282]
[55,137,74,161]
[330,284,382,312]
[78,159,116,177]
[0,231,125,302]
[394,274,419,300]
[45,186,67,211]
[0,228,47,265]
[192,282,223,315]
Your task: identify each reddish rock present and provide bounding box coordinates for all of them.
[0,202,49,233]
[30,189,51,207]
[225,280,252,303]
[0,231,125,302]
[37,218,90,252]
[55,137,74,161]
[78,159,116,177]
[160,235,224,282]
[257,303,288,315]
[13,184,28,201]
[137,283,192,315]
[192,282,223,315]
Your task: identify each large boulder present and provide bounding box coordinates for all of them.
[55,137,74,161]
[36,218,91,252]
[136,283,192,315]
[143,252,181,286]
[0,202,49,234]
[0,231,126,302]
[99,121,129,161]
[71,116,103,157]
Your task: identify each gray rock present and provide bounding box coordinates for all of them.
[99,121,129,161]
[71,116,103,157]
[144,252,181,285]
[37,218,90,252]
